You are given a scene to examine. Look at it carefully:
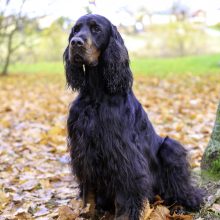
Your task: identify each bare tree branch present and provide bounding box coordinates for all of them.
[0,0,41,75]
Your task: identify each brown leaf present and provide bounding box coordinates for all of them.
[153,195,164,206]
[69,198,84,210]
[149,205,170,220]
[57,205,78,220]
[13,212,34,220]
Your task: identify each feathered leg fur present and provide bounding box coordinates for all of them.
[157,137,203,210]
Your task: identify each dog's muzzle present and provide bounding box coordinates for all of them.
[69,37,85,65]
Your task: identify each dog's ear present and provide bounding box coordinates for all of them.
[63,46,85,91]
[101,25,133,94]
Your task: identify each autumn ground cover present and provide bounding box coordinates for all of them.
[0,70,220,219]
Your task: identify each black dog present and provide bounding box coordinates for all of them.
[64,14,203,219]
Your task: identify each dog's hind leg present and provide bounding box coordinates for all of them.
[157,137,203,211]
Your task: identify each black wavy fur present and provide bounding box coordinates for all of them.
[64,14,203,220]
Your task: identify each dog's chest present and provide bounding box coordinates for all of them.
[69,103,112,170]
[70,96,124,141]
[69,98,127,180]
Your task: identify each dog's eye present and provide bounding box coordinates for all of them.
[91,25,101,33]
[73,26,80,33]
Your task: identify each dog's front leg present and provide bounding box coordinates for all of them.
[79,183,96,218]
[114,192,141,220]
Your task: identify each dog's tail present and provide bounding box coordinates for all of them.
[157,136,203,211]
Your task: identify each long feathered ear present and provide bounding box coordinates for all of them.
[63,46,85,91]
[101,25,133,94]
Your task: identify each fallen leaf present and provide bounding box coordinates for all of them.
[141,200,154,220]
[57,205,78,220]
[13,212,34,220]
[0,190,11,211]
[20,179,40,191]
[34,205,50,217]
[210,203,220,214]
[69,198,84,211]
[149,205,170,220]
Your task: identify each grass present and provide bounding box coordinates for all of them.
[8,62,64,75]
[6,53,220,76]
[131,53,220,76]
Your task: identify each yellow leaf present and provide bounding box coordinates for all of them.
[149,205,170,220]
[141,200,154,220]
[0,190,11,211]
[39,179,51,189]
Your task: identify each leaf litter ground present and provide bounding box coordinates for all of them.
[0,73,220,220]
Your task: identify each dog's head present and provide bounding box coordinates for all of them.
[67,14,111,66]
[64,14,132,93]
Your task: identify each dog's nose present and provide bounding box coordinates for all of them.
[70,37,84,47]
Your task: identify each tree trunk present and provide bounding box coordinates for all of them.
[201,102,220,178]
[1,49,11,75]
[1,29,14,76]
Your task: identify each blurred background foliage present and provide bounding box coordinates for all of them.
[0,0,220,75]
